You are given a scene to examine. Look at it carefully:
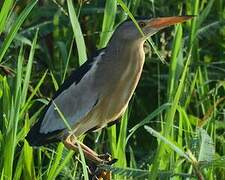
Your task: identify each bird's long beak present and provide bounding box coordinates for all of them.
[148,16,194,29]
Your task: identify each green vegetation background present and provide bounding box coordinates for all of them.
[0,0,224,179]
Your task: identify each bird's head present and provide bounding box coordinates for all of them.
[114,16,193,42]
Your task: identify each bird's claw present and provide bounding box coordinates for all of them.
[97,153,117,165]
[107,158,118,165]
[98,153,111,161]
[88,153,117,179]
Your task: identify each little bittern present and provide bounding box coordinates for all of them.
[26,16,193,164]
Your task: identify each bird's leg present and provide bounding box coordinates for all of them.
[63,134,114,164]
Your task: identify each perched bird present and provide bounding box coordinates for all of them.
[26,16,193,164]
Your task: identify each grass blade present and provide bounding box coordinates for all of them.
[0,0,38,63]
[21,29,39,105]
[144,126,191,161]
[127,103,170,142]
[98,0,117,48]
[151,51,192,179]
[67,0,87,65]
[0,0,13,34]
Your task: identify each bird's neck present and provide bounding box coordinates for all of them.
[104,39,146,86]
[106,39,145,65]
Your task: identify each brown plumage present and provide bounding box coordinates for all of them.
[26,16,193,164]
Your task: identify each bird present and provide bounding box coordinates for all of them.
[26,16,193,164]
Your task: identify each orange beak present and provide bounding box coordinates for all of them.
[148,16,194,28]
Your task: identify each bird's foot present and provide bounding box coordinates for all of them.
[64,136,117,165]
[98,152,111,160]
[89,158,116,180]
[98,153,118,165]
[88,153,117,179]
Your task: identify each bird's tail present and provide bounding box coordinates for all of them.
[25,119,64,146]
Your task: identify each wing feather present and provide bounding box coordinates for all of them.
[26,49,105,146]
[40,64,99,133]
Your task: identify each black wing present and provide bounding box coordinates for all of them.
[26,48,105,146]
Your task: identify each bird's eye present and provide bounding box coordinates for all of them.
[139,22,146,27]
